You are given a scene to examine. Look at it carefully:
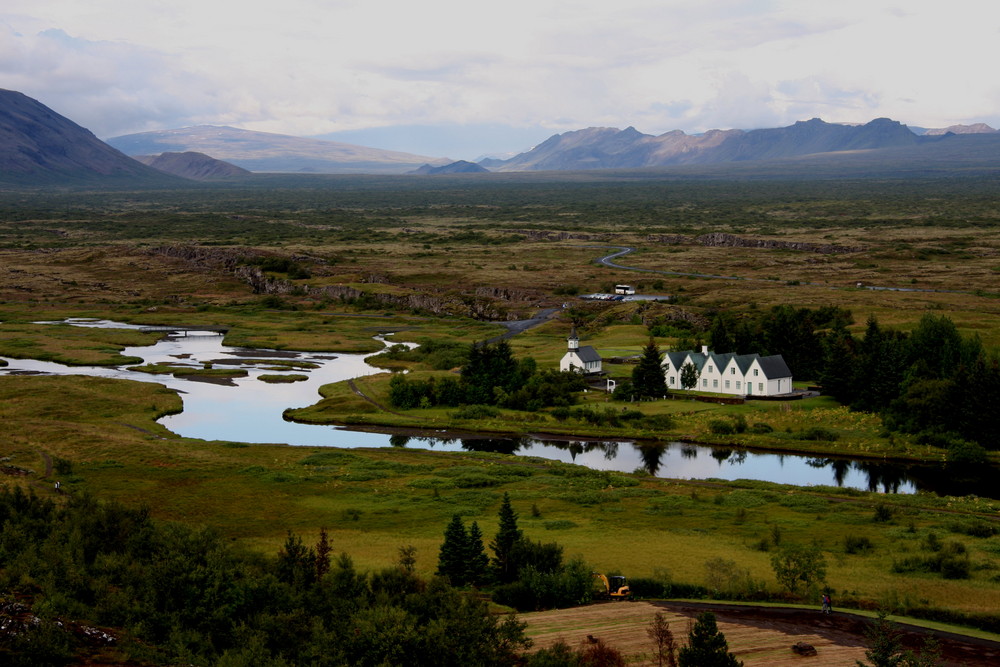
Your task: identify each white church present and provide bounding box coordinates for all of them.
[559,327,603,374]
[662,346,793,397]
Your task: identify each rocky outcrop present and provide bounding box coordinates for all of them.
[695,232,864,254]
[144,245,525,321]
[646,233,863,254]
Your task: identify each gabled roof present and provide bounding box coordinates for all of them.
[756,354,792,379]
[662,351,688,370]
[664,348,792,379]
[572,346,602,363]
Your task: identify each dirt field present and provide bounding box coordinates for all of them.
[521,601,1000,666]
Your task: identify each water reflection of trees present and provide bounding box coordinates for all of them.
[803,458,908,492]
[426,433,1000,499]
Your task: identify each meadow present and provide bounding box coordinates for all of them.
[1,174,999,634]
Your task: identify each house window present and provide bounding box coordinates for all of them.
[669,376,675,385]
[731,368,735,374]
[758,383,764,392]
[725,380,730,389]
[753,369,759,377]
[736,381,741,389]
[708,365,713,373]
[702,379,707,387]
[713,379,718,388]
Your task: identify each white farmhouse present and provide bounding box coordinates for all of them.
[559,327,603,374]
[662,346,793,397]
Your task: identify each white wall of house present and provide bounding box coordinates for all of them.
[662,350,791,397]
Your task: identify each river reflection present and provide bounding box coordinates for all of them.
[1,320,994,497]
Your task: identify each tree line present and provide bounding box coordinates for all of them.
[0,487,529,666]
[389,340,587,412]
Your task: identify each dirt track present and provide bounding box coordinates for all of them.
[521,601,1000,666]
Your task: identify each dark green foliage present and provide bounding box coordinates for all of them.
[462,340,521,405]
[490,557,593,612]
[631,338,668,400]
[438,514,472,585]
[845,535,876,555]
[891,540,970,579]
[491,492,523,584]
[770,543,827,595]
[799,426,839,441]
[525,639,582,666]
[856,610,943,667]
[0,488,530,666]
[677,611,743,667]
[818,313,1000,451]
[680,362,699,391]
[376,338,470,370]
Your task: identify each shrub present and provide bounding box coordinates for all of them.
[451,404,500,420]
[844,535,876,555]
[708,419,735,435]
[748,422,773,434]
[800,427,839,441]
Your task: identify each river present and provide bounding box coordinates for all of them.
[1,320,991,497]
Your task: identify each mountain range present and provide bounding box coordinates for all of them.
[484,118,991,171]
[2,87,999,184]
[106,125,449,175]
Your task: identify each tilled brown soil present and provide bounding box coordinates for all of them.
[521,600,1000,666]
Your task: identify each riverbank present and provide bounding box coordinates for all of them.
[4,372,1000,625]
[285,369,961,465]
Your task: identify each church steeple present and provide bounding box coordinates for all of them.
[568,326,579,351]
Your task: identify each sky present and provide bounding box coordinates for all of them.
[2,0,999,160]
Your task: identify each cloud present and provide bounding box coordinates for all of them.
[0,23,228,136]
[2,0,1000,151]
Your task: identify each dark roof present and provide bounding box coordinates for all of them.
[756,354,792,379]
[572,346,602,363]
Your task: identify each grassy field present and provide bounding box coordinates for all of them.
[3,373,1000,621]
[2,176,1000,631]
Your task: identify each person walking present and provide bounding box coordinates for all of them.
[821,593,832,614]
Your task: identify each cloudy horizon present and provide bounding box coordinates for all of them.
[2,1,999,160]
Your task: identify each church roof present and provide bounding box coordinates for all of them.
[572,346,602,363]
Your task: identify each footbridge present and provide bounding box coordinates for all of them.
[139,325,230,336]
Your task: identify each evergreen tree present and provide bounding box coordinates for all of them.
[461,340,520,405]
[465,521,490,587]
[819,321,858,404]
[856,611,907,667]
[437,514,470,586]
[632,338,668,400]
[490,492,523,583]
[709,315,735,354]
[677,611,743,667]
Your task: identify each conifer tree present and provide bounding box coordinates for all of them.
[490,492,523,583]
[465,521,490,586]
[437,514,470,586]
[632,338,668,400]
[678,611,742,667]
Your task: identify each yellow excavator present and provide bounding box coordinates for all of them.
[593,573,631,600]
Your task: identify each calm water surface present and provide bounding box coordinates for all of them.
[2,320,990,496]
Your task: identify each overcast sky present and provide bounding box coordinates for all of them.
[2,1,999,159]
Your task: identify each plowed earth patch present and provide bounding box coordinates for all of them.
[520,601,1000,666]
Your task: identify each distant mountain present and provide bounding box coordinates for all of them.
[489,118,943,172]
[135,151,251,180]
[0,89,178,185]
[409,160,490,175]
[107,126,449,175]
[922,123,997,136]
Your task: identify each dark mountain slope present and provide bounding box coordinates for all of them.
[0,89,179,185]
[135,151,251,180]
